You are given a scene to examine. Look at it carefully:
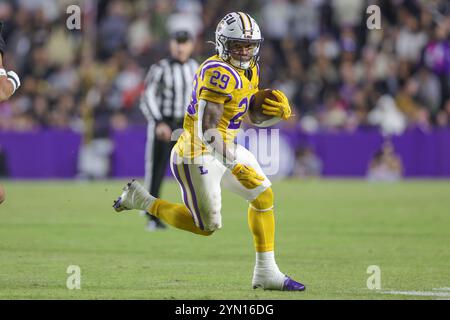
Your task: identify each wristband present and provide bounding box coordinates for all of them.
[6,70,20,93]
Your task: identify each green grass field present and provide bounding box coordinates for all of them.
[0,179,449,300]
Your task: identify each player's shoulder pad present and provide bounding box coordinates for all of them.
[199,59,243,93]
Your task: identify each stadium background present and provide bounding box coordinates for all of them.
[0,0,450,301]
[0,0,449,180]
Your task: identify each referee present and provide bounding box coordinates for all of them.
[139,30,198,231]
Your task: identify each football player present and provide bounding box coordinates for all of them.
[0,22,21,205]
[113,12,305,291]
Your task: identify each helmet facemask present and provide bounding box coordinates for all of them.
[217,36,263,70]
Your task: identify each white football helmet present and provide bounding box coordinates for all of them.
[215,12,263,70]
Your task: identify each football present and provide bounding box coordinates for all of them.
[248,89,278,124]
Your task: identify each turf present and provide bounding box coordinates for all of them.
[0,179,449,300]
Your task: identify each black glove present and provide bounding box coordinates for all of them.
[0,22,6,56]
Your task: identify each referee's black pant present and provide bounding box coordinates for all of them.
[144,119,183,223]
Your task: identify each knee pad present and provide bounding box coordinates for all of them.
[250,187,274,211]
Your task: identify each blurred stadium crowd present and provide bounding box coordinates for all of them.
[0,0,449,139]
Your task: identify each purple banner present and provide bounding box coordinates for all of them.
[283,128,450,177]
[287,130,384,177]
[111,126,147,177]
[391,128,450,177]
[0,130,81,178]
[1,127,450,179]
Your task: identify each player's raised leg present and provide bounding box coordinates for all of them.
[112,147,226,236]
[113,179,211,236]
[112,154,212,236]
[222,145,305,291]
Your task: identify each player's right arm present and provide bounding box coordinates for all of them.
[197,99,264,189]
[197,99,235,166]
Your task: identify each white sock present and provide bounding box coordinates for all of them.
[127,182,156,211]
[253,251,286,289]
[255,251,283,276]
[139,195,156,212]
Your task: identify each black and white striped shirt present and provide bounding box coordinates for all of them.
[140,58,199,123]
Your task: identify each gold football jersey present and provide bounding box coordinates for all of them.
[175,55,259,158]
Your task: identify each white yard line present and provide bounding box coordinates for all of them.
[381,290,450,297]
[432,287,450,291]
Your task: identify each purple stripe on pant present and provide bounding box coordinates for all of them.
[183,162,205,230]
[171,152,194,220]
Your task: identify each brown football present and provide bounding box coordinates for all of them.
[249,89,278,124]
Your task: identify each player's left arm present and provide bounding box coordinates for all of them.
[261,90,292,120]
[197,99,264,189]
[0,24,21,101]
[245,90,292,128]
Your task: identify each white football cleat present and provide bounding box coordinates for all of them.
[252,268,286,290]
[113,179,155,213]
[252,270,305,291]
